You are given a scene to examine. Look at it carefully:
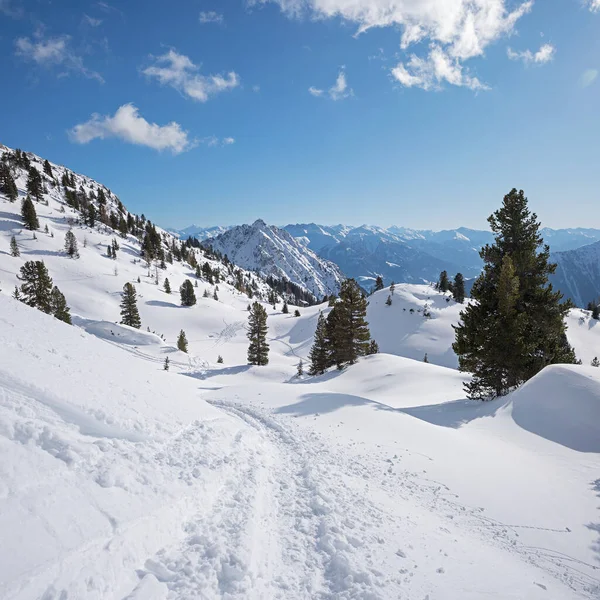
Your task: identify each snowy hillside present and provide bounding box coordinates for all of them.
[206,219,344,300]
[551,241,600,307]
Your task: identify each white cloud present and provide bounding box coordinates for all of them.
[222,137,235,145]
[15,31,104,82]
[587,0,600,12]
[143,49,240,102]
[309,70,353,99]
[199,11,224,24]
[83,14,103,27]
[69,104,194,154]
[0,0,23,17]
[392,46,488,91]
[201,136,236,147]
[251,0,534,91]
[581,68,598,88]
[507,43,555,65]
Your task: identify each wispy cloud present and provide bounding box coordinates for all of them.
[587,0,600,12]
[202,136,236,147]
[82,14,103,27]
[252,0,534,91]
[0,0,23,18]
[15,30,104,82]
[69,103,194,154]
[391,46,488,91]
[507,43,555,65]
[199,11,224,24]
[142,49,240,102]
[309,70,353,100]
[580,68,598,88]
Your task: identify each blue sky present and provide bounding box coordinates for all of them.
[0,0,598,230]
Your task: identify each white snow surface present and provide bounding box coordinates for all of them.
[1,147,599,599]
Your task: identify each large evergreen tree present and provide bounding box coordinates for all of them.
[64,230,79,258]
[453,189,576,399]
[50,286,72,324]
[247,302,269,365]
[21,195,39,230]
[308,312,330,375]
[26,167,43,201]
[374,275,384,292]
[18,260,53,313]
[120,283,141,329]
[452,273,465,303]
[437,270,450,292]
[43,159,53,177]
[0,163,18,201]
[180,279,197,306]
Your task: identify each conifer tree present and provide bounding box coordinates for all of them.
[374,275,384,292]
[367,339,379,354]
[164,357,170,371]
[43,159,53,177]
[390,282,396,295]
[21,195,39,230]
[328,294,337,307]
[213,289,219,301]
[203,288,209,298]
[247,302,269,365]
[177,329,188,353]
[424,353,429,363]
[180,279,197,306]
[452,273,465,303]
[592,304,600,321]
[10,235,19,257]
[26,167,43,201]
[385,295,392,306]
[18,260,53,313]
[163,278,171,294]
[50,286,72,324]
[309,312,330,375]
[294,309,301,317]
[0,163,18,201]
[437,270,450,292]
[453,189,576,399]
[591,357,600,367]
[217,355,224,364]
[282,301,289,314]
[297,359,304,377]
[330,279,372,368]
[120,283,141,329]
[64,230,79,258]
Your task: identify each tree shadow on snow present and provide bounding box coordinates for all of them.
[146,300,183,309]
[185,365,252,380]
[587,479,600,567]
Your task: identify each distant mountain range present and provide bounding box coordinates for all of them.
[172,222,600,305]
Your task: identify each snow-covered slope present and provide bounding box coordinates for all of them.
[550,240,600,307]
[206,219,344,300]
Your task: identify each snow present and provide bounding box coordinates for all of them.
[1,146,599,599]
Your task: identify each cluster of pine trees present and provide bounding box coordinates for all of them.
[308,279,377,375]
[436,270,465,303]
[453,189,576,399]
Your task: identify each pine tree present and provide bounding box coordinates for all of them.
[177,329,188,353]
[390,282,396,295]
[282,301,289,314]
[247,302,269,365]
[21,195,39,230]
[164,278,171,294]
[294,309,301,317]
[367,339,379,354]
[453,189,576,400]
[0,163,18,201]
[10,235,19,257]
[64,230,79,258]
[217,355,224,364]
[213,289,219,301]
[309,312,330,375]
[385,295,392,306]
[330,279,371,368]
[203,288,210,298]
[26,167,43,201]
[437,270,450,292]
[164,357,170,371]
[297,359,304,376]
[18,260,53,313]
[592,304,600,320]
[43,159,53,177]
[452,273,465,303]
[50,286,71,324]
[374,275,384,292]
[120,283,141,329]
[424,353,429,363]
[180,279,197,306]
[591,357,600,367]
[328,295,337,307]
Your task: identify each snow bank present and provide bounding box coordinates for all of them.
[510,364,600,452]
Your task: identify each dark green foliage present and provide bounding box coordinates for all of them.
[43,159,53,177]
[452,273,465,303]
[385,295,392,306]
[26,167,43,200]
[64,230,79,258]
[50,286,72,324]
[213,288,219,301]
[21,195,39,230]
[10,235,19,257]
[18,260,53,313]
[0,162,18,201]
[367,339,379,355]
[164,357,170,371]
[247,302,269,365]
[177,329,188,353]
[297,359,304,376]
[282,301,289,314]
[437,270,450,292]
[328,295,337,307]
[217,355,224,364]
[164,278,171,294]
[120,283,141,329]
[309,312,329,375]
[180,279,197,306]
[592,304,600,321]
[374,275,384,292]
[424,353,429,363]
[453,189,576,400]
[294,309,301,317]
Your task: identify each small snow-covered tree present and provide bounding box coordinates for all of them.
[297,359,304,376]
[592,357,600,367]
[164,278,171,294]
[50,286,72,324]
[10,235,19,257]
[64,230,79,258]
[164,357,170,371]
[21,196,39,230]
[247,302,269,366]
[180,279,196,306]
[120,283,141,329]
[385,295,392,306]
[177,329,188,353]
